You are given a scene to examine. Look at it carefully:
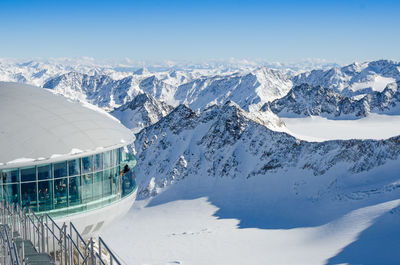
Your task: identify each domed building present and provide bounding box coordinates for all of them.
[0,82,137,237]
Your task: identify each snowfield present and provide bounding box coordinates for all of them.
[102,164,400,265]
[283,114,400,142]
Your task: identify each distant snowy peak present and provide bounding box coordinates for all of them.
[111,93,174,133]
[293,59,400,95]
[43,71,136,110]
[133,67,149,75]
[175,66,292,112]
[268,82,400,118]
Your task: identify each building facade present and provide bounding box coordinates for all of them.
[0,82,137,236]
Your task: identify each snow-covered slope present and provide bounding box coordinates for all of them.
[108,100,400,265]
[293,59,400,96]
[267,82,400,118]
[111,93,174,133]
[175,67,292,112]
[41,66,292,119]
[43,72,142,110]
[134,101,400,198]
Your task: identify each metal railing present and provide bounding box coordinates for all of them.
[0,201,123,265]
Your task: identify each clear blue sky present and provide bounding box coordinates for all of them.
[0,0,399,63]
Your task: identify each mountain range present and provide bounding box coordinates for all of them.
[1,59,400,198]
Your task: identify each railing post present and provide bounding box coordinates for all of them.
[69,224,74,265]
[21,239,24,265]
[64,224,68,265]
[40,216,45,253]
[90,238,95,265]
[52,221,56,263]
[99,239,102,262]
[46,215,49,253]
[37,219,40,253]
[59,224,63,265]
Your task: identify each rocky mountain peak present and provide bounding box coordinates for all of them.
[111,92,174,133]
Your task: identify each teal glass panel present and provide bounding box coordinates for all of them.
[103,151,111,169]
[112,149,119,166]
[54,161,67,178]
[93,171,103,200]
[21,182,37,210]
[82,173,93,203]
[68,159,80,176]
[121,148,127,163]
[103,169,112,196]
[122,166,135,197]
[1,169,19,183]
[82,156,93,174]
[111,167,120,195]
[38,180,53,211]
[54,177,68,209]
[3,183,19,204]
[21,167,36,182]
[38,164,51,180]
[68,175,81,206]
[93,153,103,172]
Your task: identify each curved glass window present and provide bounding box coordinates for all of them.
[82,156,93,173]
[21,182,37,210]
[1,169,18,183]
[21,167,36,182]
[68,159,80,176]
[54,162,67,178]
[103,151,111,169]
[68,175,81,206]
[54,177,67,209]
[3,183,19,204]
[38,164,51,180]
[0,147,136,218]
[93,153,103,172]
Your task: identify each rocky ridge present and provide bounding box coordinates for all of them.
[134,102,400,198]
[266,82,400,118]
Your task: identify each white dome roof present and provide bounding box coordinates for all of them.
[0,82,134,168]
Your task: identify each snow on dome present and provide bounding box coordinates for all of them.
[0,82,134,167]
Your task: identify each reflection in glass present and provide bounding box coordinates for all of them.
[3,184,19,204]
[122,164,135,197]
[93,153,103,172]
[54,178,68,209]
[21,167,36,182]
[82,156,93,174]
[112,149,119,166]
[69,176,81,206]
[68,159,80,176]
[1,169,19,183]
[38,164,51,180]
[111,167,119,195]
[38,180,52,211]
[93,171,103,200]
[21,182,37,210]
[103,151,111,169]
[54,161,67,178]
[103,169,112,196]
[82,173,93,203]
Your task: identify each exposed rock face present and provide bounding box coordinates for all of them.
[292,59,400,95]
[175,67,292,112]
[134,102,400,198]
[42,66,292,115]
[111,93,174,133]
[267,82,400,118]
